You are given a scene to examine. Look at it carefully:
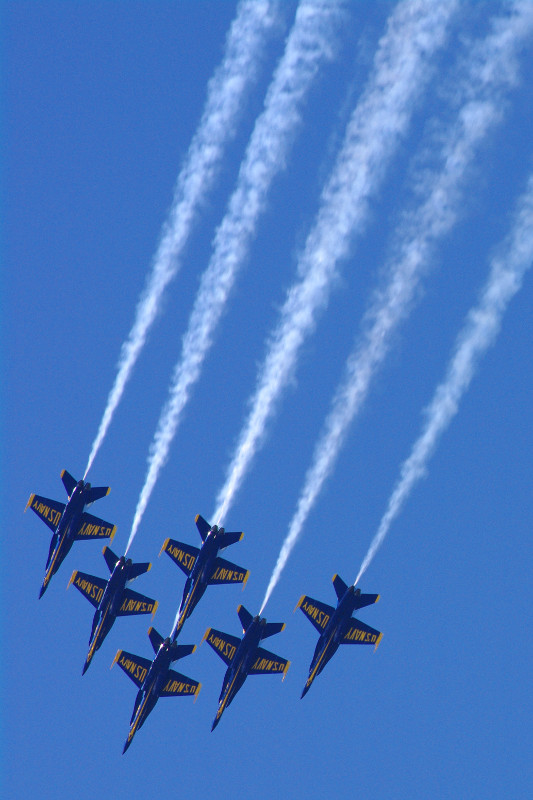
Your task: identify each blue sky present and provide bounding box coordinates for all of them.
[4,2,533,798]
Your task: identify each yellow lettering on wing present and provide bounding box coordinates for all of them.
[118,654,147,684]
[74,574,104,604]
[212,567,246,583]
[207,632,236,662]
[302,600,329,629]
[252,657,285,673]
[167,544,196,572]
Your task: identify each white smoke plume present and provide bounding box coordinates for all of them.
[84,0,279,478]
[127,0,345,552]
[213,0,459,534]
[260,1,533,610]
[355,173,533,585]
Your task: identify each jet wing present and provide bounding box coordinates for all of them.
[117,588,158,618]
[342,618,382,649]
[249,647,290,679]
[68,570,107,608]
[73,512,117,541]
[112,650,152,688]
[160,669,201,700]
[202,627,241,666]
[208,556,250,587]
[160,538,198,576]
[295,595,335,634]
[25,494,65,532]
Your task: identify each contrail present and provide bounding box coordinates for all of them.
[84,0,280,479]
[126,0,345,552]
[354,172,533,586]
[214,0,458,532]
[260,1,533,611]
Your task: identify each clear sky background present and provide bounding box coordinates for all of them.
[4,2,533,799]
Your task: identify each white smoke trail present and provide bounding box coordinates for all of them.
[215,0,459,533]
[84,0,279,479]
[126,0,345,552]
[354,173,533,586]
[260,1,533,611]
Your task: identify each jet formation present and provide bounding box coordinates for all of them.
[26,468,381,751]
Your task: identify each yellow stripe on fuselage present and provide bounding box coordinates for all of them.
[216,654,244,720]
[176,573,201,630]
[306,628,336,689]
[43,532,67,588]
[127,688,152,744]
[87,606,109,663]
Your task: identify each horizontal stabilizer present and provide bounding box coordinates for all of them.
[148,627,164,654]
[195,514,211,542]
[102,546,120,573]
[209,557,249,587]
[260,621,285,641]
[169,642,196,662]
[112,650,151,688]
[332,573,349,601]
[202,627,240,666]
[160,538,198,576]
[25,494,65,532]
[128,561,152,581]
[86,485,111,504]
[296,595,335,634]
[117,588,158,618]
[73,512,116,542]
[160,669,201,700]
[354,592,380,611]
[249,646,290,679]
[342,618,382,649]
[237,604,253,633]
[218,530,244,549]
[61,469,78,497]
[68,570,107,609]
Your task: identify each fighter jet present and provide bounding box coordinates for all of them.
[160,514,249,638]
[25,469,117,598]
[112,627,201,753]
[68,546,158,674]
[202,604,290,731]
[296,574,382,698]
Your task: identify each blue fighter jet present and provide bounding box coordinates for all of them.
[25,469,117,598]
[203,605,290,731]
[296,574,382,698]
[68,546,158,674]
[112,627,201,753]
[160,514,249,638]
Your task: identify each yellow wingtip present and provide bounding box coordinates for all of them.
[194,683,202,703]
[159,539,169,557]
[67,570,77,589]
[151,601,159,620]
[294,595,305,613]
[111,650,122,669]
[110,525,117,543]
[201,628,211,645]
[374,632,383,652]
[24,494,35,513]
[242,570,250,590]
[282,661,291,681]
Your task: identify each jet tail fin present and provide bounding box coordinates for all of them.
[260,621,286,640]
[237,604,254,633]
[332,573,349,601]
[128,561,152,581]
[103,546,119,573]
[148,627,164,654]
[61,469,78,497]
